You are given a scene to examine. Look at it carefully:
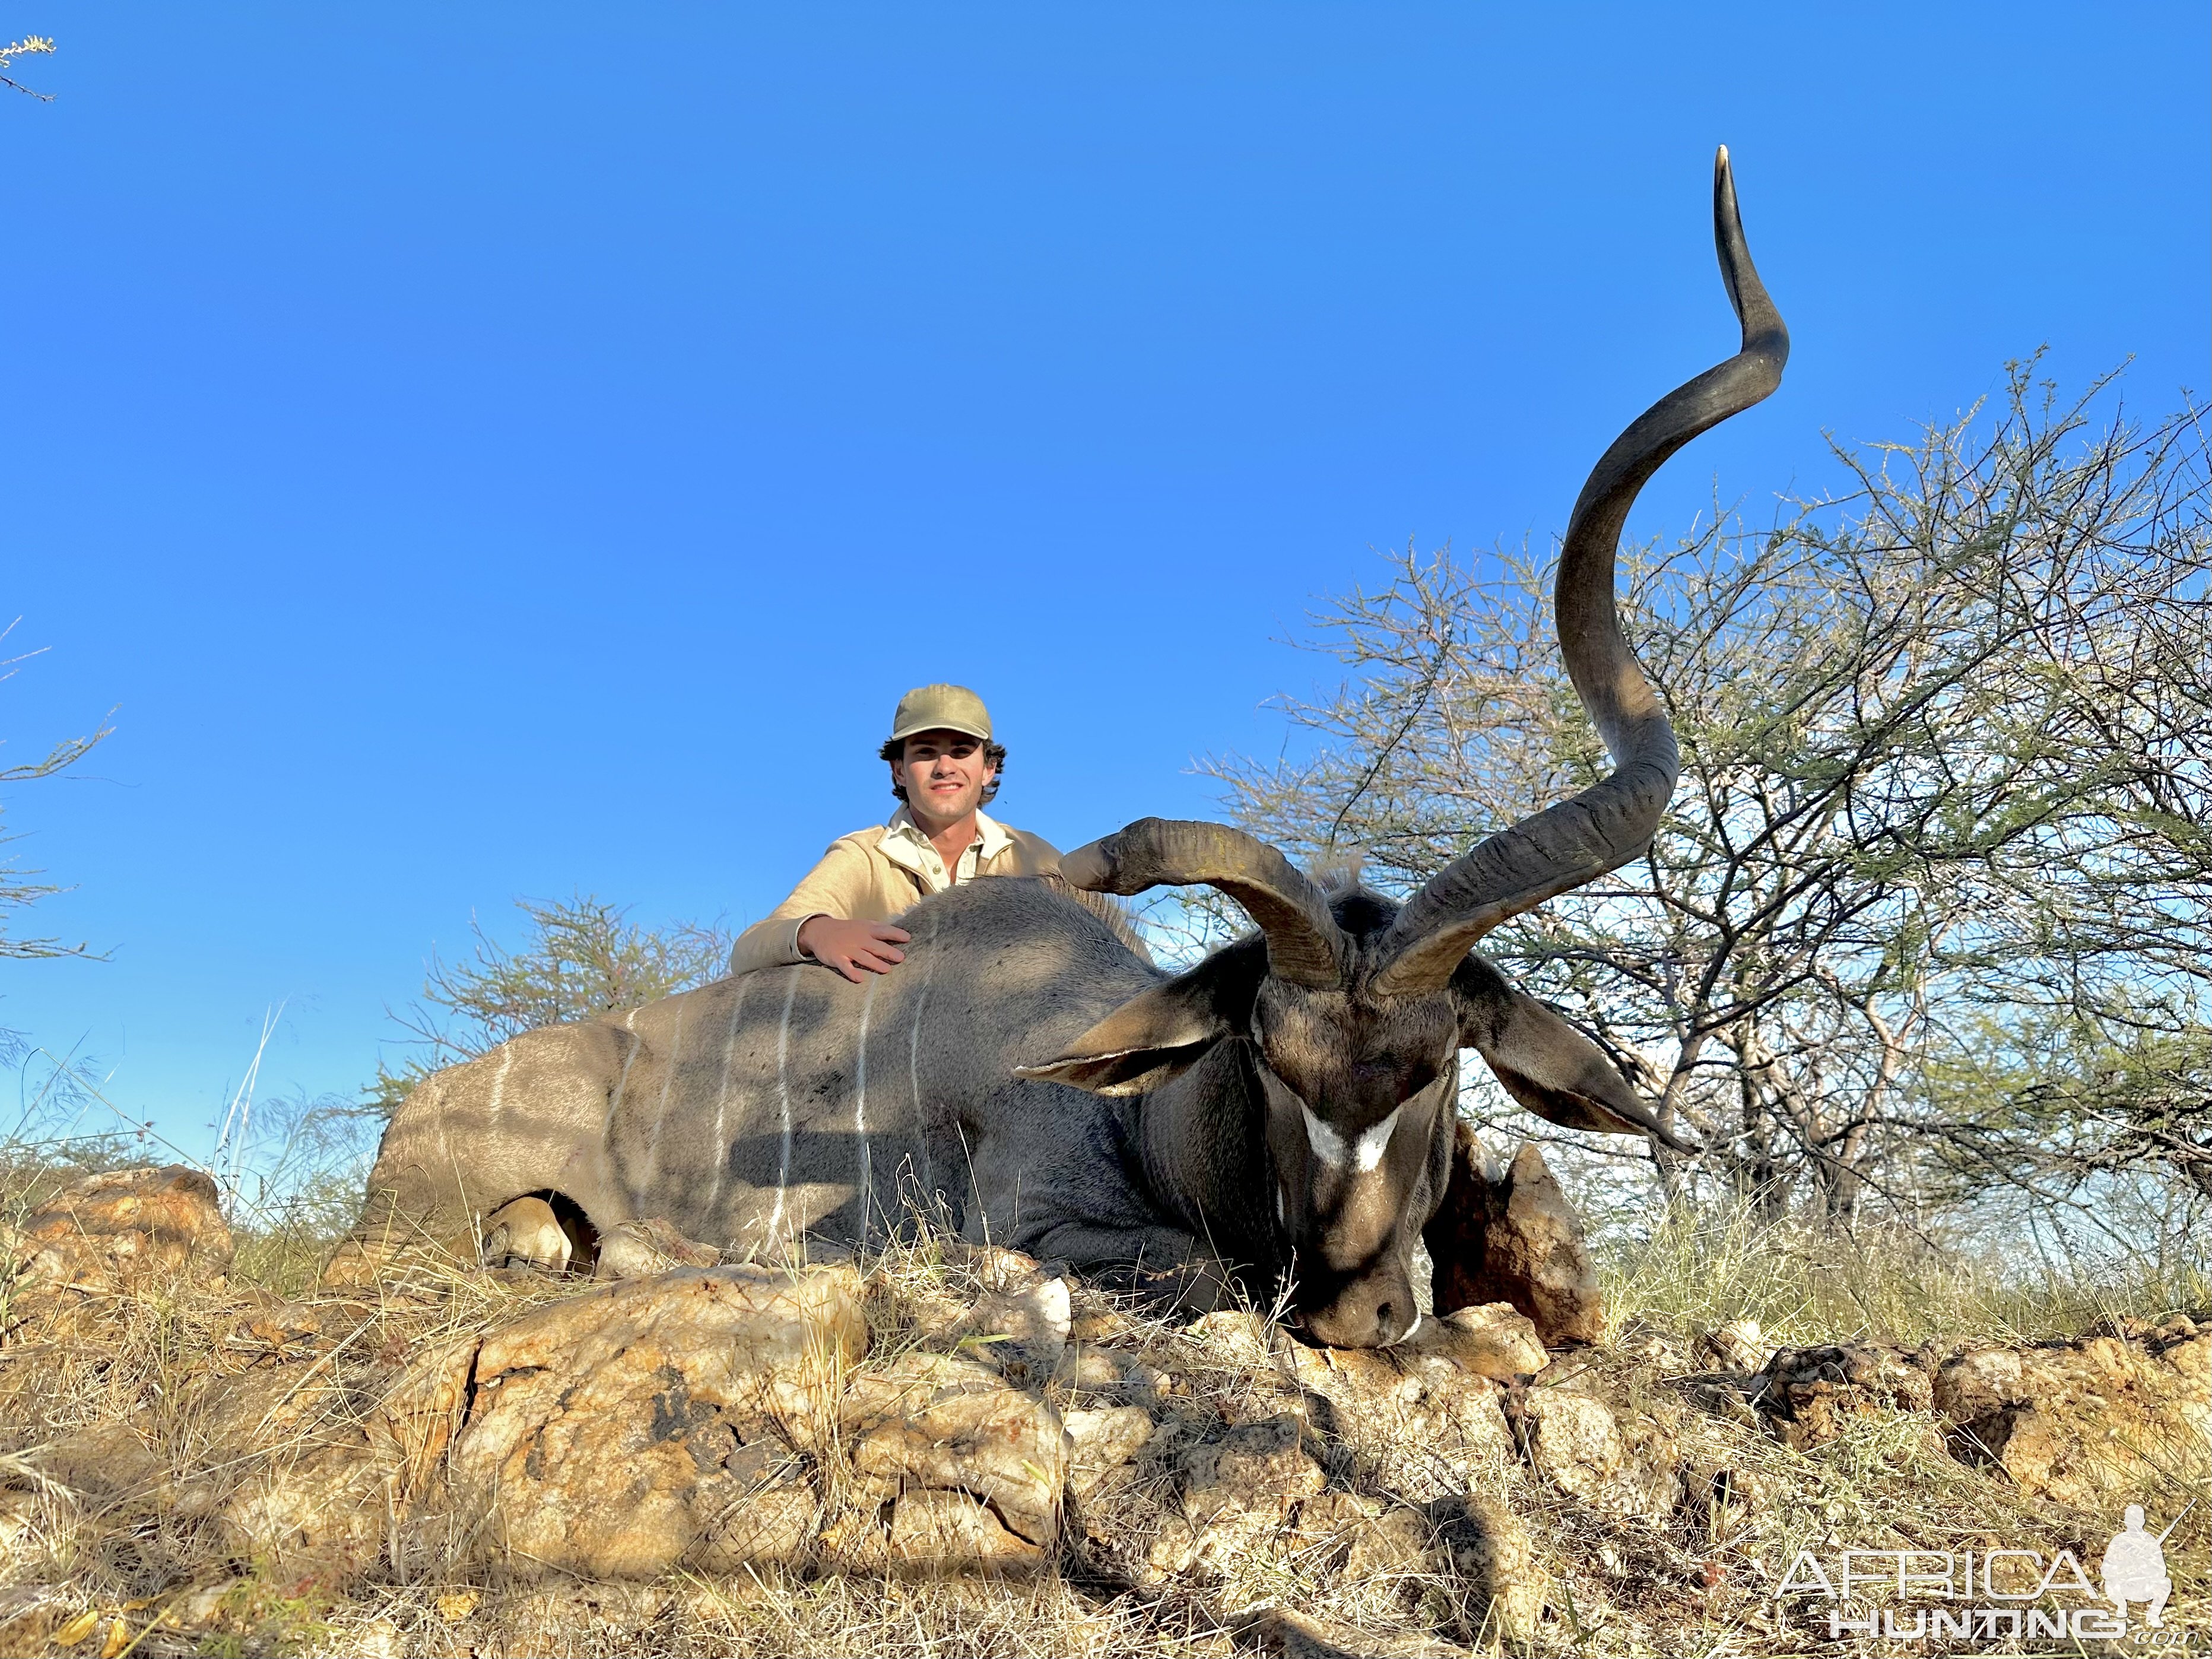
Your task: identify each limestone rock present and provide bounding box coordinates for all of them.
[449,1264,865,1578]
[1114,1359,1175,1414]
[1288,1487,1382,1549]
[885,1488,1046,1572]
[1696,1319,1771,1375]
[1058,1341,1135,1399]
[693,1478,820,1571]
[1417,1302,1547,1379]
[1426,1493,1541,1644]
[24,1422,161,1503]
[1424,1135,1603,1347]
[366,1336,480,1501]
[963,1244,1044,1290]
[947,1275,1071,1389]
[1610,1322,1693,1371]
[219,1443,392,1583]
[1513,1388,1683,1523]
[1144,1413,1328,1576]
[1931,1327,2212,1506]
[592,1215,720,1280]
[1757,1344,1932,1451]
[1188,1308,1278,1368]
[843,1351,1066,1545]
[1278,1492,1439,1603]
[1239,1604,1464,1658]
[1287,1344,1515,1502]
[1065,1404,1155,1500]
[169,1359,366,1528]
[7,1166,233,1293]
[1180,1413,1327,1527]
[1069,1304,1141,1344]
[1330,1498,1432,1583]
[202,1343,476,1581]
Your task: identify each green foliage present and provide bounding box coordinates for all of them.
[371,893,733,1112]
[1213,363,2212,1222]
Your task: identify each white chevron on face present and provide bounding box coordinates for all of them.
[1301,1100,1401,1173]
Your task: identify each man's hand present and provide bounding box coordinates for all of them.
[796,916,912,983]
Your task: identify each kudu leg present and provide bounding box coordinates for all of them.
[481,1195,578,1275]
[1026,1219,1242,1317]
[1423,1125,1605,1347]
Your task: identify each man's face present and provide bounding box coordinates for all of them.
[893,729,996,829]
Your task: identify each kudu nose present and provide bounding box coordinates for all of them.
[1302,1271,1420,1349]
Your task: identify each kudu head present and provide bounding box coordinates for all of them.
[1020,150,1788,1348]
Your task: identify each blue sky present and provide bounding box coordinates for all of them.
[2,5,2205,1150]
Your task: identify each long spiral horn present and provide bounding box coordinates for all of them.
[1061,817,1348,988]
[1371,147,1789,997]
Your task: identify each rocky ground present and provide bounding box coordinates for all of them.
[0,1165,2206,1657]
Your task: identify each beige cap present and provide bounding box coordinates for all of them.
[889,683,992,743]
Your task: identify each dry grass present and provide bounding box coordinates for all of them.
[1595,1200,2212,1350]
[1,1168,2207,1657]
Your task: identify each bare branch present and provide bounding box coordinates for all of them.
[1212,363,2212,1224]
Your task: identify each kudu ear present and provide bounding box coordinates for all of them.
[1015,940,1264,1097]
[1451,954,1694,1153]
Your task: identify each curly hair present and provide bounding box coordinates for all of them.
[879,735,1007,805]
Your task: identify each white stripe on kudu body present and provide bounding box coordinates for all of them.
[640,1000,686,1195]
[488,1046,515,1121]
[1302,1102,1402,1174]
[906,913,938,1198]
[768,975,798,1238]
[854,973,876,1232]
[705,977,749,1219]
[604,1007,643,1146]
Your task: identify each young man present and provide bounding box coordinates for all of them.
[729,684,1084,982]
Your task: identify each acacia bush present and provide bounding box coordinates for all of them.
[368,893,732,1112]
[1210,364,2211,1234]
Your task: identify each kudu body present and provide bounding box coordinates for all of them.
[349,153,1787,1346]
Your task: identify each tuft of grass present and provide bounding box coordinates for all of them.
[2,1143,2207,1655]
[1594,1198,2212,1349]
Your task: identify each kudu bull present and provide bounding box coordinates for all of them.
[345,151,1786,1347]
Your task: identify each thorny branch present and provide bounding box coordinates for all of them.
[1207,361,2212,1223]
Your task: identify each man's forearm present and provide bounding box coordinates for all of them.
[728,913,814,976]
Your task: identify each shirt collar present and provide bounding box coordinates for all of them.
[973,808,1014,861]
[881,805,1011,874]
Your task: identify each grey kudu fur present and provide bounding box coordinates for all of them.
[349,153,1787,1347]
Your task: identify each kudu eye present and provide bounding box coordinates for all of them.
[1399,1060,1440,1101]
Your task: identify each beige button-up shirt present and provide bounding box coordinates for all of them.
[728,807,1067,975]
[878,805,1014,893]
